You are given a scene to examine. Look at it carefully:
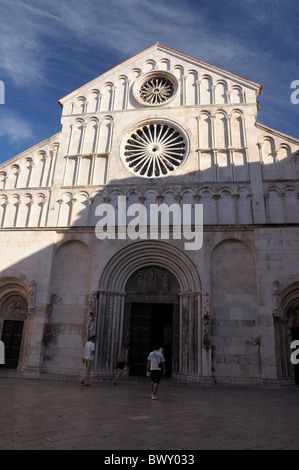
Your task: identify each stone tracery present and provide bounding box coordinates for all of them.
[122,122,187,177]
[139,76,174,105]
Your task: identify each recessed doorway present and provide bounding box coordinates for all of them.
[0,320,24,369]
[123,265,180,377]
[129,302,173,376]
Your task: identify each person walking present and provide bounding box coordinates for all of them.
[146,343,166,400]
[80,335,96,386]
[114,344,130,385]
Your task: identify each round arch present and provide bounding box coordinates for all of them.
[0,277,31,370]
[95,241,210,382]
[98,240,201,294]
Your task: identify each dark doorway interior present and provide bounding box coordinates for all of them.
[291,327,299,384]
[0,320,24,369]
[130,303,173,376]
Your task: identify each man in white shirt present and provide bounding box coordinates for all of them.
[146,343,166,400]
[80,335,96,386]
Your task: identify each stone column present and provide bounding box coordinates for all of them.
[1,200,8,226]
[211,85,216,105]
[181,75,187,106]
[124,79,131,110]
[226,114,232,148]
[195,80,201,105]
[97,93,103,112]
[78,123,87,155]
[95,122,102,155]
[95,290,125,374]
[107,121,114,154]
[69,197,77,226]
[110,86,116,112]
[67,124,74,155]
[48,144,59,187]
[210,115,216,148]
[240,115,247,147]
[178,292,200,378]
[201,291,212,377]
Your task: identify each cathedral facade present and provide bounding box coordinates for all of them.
[0,43,298,386]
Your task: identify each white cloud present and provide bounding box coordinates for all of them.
[0,111,33,144]
[0,0,282,88]
[0,0,297,142]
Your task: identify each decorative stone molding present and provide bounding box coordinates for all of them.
[28,280,37,310]
[0,283,30,308]
[87,291,98,338]
[202,291,211,349]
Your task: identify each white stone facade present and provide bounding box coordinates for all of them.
[0,43,298,386]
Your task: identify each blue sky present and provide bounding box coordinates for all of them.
[0,0,298,164]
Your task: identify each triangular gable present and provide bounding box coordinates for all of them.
[58,42,262,107]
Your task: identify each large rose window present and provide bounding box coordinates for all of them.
[121,121,188,178]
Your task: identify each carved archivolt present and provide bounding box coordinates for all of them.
[126,266,179,294]
[0,283,30,308]
[98,240,201,294]
[0,284,29,320]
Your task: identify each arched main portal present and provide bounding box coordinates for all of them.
[95,241,210,382]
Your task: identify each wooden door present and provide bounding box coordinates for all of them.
[130,303,152,376]
[129,303,173,376]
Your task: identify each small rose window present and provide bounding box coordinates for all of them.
[133,72,178,107]
[139,76,174,105]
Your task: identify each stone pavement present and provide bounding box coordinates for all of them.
[0,376,298,451]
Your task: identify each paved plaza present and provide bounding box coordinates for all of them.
[0,376,298,451]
